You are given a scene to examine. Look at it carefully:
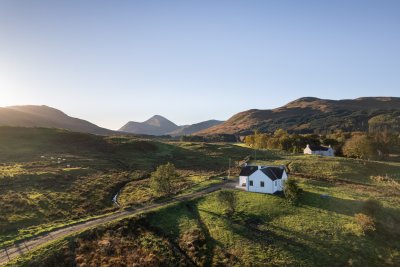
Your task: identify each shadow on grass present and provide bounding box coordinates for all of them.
[300,191,364,217]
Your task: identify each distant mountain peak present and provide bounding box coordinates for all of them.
[119,116,224,136]
[144,115,178,128]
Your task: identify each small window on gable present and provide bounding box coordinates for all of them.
[260,181,264,187]
[275,181,277,186]
[249,180,253,186]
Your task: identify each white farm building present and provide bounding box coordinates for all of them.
[238,165,288,194]
[303,144,334,157]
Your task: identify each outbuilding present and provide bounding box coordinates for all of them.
[303,144,334,157]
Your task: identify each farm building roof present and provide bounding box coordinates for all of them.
[261,167,285,181]
[308,145,331,151]
[239,166,258,176]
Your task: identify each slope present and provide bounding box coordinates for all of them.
[197,97,400,135]
[0,105,114,135]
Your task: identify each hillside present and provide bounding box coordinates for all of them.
[168,119,223,136]
[0,127,261,250]
[6,154,400,266]
[119,115,179,135]
[0,105,114,135]
[197,97,400,135]
[119,116,224,136]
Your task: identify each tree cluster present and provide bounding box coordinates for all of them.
[243,127,399,160]
[243,129,342,153]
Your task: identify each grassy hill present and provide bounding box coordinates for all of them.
[4,141,400,266]
[0,105,114,135]
[197,97,400,135]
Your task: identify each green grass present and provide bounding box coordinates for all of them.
[250,153,400,184]
[119,174,224,208]
[147,180,400,266]
[1,127,400,266]
[1,127,267,249]
[13,176,399,266]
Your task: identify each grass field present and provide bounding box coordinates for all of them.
[0,127,266,249]
[7,176,399,266]
[2,127,400,266]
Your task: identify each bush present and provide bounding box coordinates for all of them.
[354,213,376,234]
[283,179,300,205]
[217,190,237,214]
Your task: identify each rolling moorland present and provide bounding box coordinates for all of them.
[1,126,399,266]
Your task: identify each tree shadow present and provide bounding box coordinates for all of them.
[300,190,365,217]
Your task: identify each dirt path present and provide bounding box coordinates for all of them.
[0,181,235,266]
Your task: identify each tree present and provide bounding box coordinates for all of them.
[283,179,300,205]
[150,163,178,196]
[217,190,237,214]
[342,134,375,159]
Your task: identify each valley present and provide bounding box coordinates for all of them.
[0,127,399,266]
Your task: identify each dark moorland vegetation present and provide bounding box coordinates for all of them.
[0,127,275,249]
[2,125,399,266]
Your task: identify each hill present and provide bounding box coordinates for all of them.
[197,97,400,135]
[0,105,114,135]
[119,116,224,136]
[119,115,179,135]
[168,119,223,136]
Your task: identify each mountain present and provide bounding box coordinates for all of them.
[197,97,400,135]
[168,120,224,136]
[0,105,114,135]
[119,115,180,135]
[119,116,224,136]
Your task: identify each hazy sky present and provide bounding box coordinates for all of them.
[1,1,399,130]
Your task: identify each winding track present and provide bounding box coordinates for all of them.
[0,181,234,266]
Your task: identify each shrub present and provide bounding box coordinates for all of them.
[354,213,376,234]
[217,190,237,214]
[283,179,300,205]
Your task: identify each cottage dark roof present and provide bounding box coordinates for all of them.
[308,145,330,151]
[261,167,285,181]
[239,166,258,176]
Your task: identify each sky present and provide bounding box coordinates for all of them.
[0,0,399,130]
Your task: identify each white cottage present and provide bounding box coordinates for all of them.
[238,165,288,194]
[303,144,334,157]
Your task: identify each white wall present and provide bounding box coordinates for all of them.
[247,170,274,193]
[304,147,335,157]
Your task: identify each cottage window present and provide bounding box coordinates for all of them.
[260,181,264,187]
[249,180,253,186]
[275,181,277,186]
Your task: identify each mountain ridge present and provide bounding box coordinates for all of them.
[0,105,114,135]
[197,97,400,135]
[119,116,223,136]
